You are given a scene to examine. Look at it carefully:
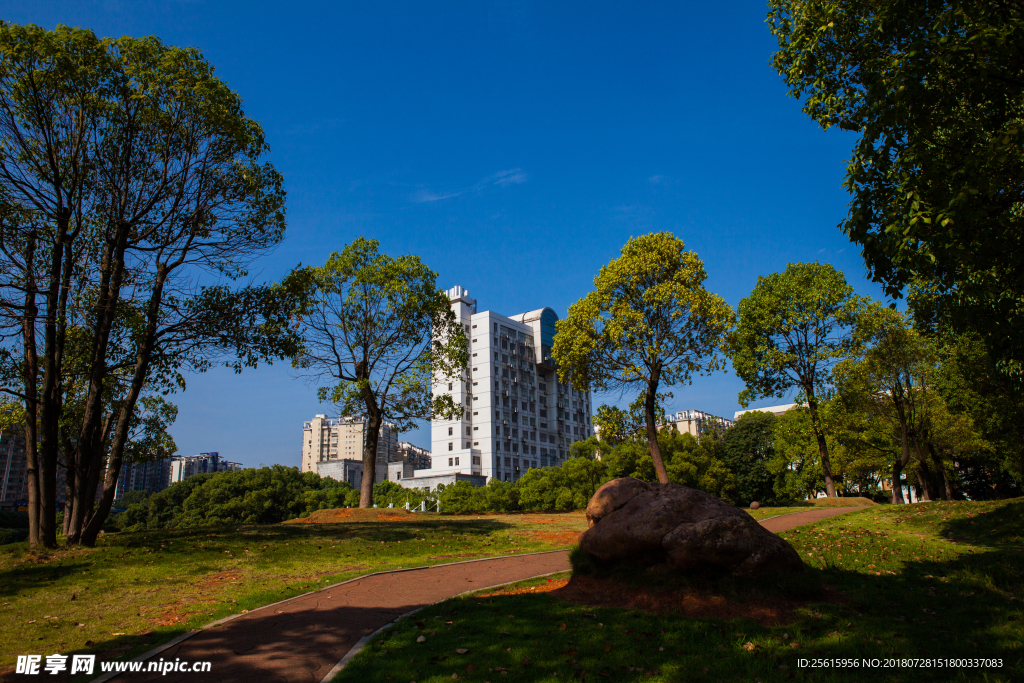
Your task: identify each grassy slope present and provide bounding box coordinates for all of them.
[337,499,1023,683]
[0,511,587,669]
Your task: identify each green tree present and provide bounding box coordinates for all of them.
[122,466,359,530]
[286,238,467,508]
[517,457,608,511]
[720,411,777,506]
[553,232,732,484]
[833,307,936,504]
[0,24,294,547]
[768,0,1024,381]
[438,480,487,514]
[771,407,826,501]
[725,262,866,497]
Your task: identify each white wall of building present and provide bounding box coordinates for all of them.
[429,286,593,483]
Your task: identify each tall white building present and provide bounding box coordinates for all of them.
[301,414,399,474]
[168,452,243,483]
[429,286,593,482]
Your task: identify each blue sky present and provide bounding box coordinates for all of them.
[2,1,886,467]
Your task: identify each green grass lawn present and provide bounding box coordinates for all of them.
[335,499,1022,683]
[0,510,588,670]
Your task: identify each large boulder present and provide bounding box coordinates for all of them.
[580,477,803,576]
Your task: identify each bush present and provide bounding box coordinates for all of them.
[0,511,29,528]
[0,527,29,544]
[439,481,488,513]
[122,466,359,530]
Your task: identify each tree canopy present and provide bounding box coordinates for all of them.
[0,23,294,547]
[726,262,867,496]
[286,238,467,507]
[553,232,732,483]
[768,0,1024,381]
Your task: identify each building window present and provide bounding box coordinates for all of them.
[448,457,453,466]
[455,457,460,466]
[448,427,453,435]
[448,443,453,451]
[472,456,480,465]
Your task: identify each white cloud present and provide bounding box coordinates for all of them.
[411,168,527,203]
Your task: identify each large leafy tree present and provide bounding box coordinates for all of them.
[553,232,732,484]
[0,24,295,547]
[725,262,866,497]
[833,307,936,504]
[720,410,777,506]
[768,0,1024,381]
[286,238,467,508]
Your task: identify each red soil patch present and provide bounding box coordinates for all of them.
[547,574,845,626]
[194,570,243,591]
[284,508,415,524]
[532,530,581,545]
[481,578,570,597]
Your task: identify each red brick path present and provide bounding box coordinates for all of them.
[96,506,862,683]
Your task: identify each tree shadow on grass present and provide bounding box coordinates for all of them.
[330,551,1022,683]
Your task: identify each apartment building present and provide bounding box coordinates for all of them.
[0,429,28,510]
[664,410,734,438]
[300,414,399,474]
[396,441,431,471]
[0,428,75,510]
[114,458,172,499]
[168,452,243,484]
[429,286,593,482]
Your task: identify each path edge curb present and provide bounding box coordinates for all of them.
[89,548,571,683]
[318,569,571,683]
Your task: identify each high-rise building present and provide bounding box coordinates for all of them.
[0,429,28,511]
[114,458,172,500]
[0,428,73,510]
[168,452,243,484]
[429,286,593,482]
[300,415,399,474]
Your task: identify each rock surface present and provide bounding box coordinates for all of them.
[750,501,760,510]
[580,478,803,576]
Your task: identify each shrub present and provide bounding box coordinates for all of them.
[122,466,359,530]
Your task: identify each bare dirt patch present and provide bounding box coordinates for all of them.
[481,578,570,597]
[547,574,844,626]
[284,508,416,524]
[532,530,581,545]
[194,570,243,591]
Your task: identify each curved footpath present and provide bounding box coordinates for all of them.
[95,507,860,683]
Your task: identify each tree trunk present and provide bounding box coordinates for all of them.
[915,471,933,501]
[21,232,41,547]
[79,266,168,547]
[65,230,130,545]
[805,391,836,497]
[644,368,668,484]
[354,361,383,508]
[926,442,952,501]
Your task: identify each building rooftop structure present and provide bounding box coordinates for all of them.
[733,403,801,420]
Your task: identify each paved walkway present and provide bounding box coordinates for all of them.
[104,507,861,683]
[758,506,859,533]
